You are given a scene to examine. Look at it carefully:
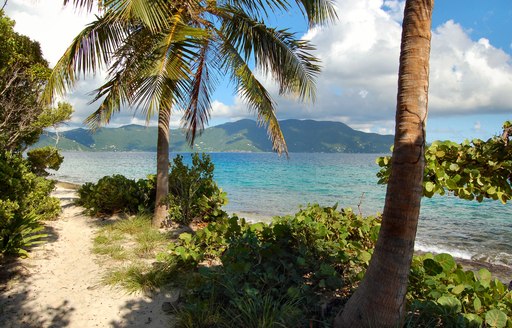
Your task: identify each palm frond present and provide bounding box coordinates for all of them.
[294,0,338,27]
[42,13,128,105]
[220,8,321,101]
[132,12,207,119]
[84,26,157,128]
[63,0,98,12]
[103,0,170,32]
[182,39,222,146]
[222,0,291,20]
[220,38,288,155]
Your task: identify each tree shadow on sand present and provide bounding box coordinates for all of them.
[109,296,177,328]
[0,225,75,328]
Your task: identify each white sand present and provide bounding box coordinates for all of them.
[0,187,175,328]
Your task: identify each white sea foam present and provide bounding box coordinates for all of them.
[415,241,473,260]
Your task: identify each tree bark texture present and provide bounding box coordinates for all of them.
[334,0,433,326]
[153,106,171,228]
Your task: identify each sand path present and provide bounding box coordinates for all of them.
[0,186,174,328]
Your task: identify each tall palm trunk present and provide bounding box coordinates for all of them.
[153,105,171,228]
[334,0,433,326]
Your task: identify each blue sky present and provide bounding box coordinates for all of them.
[5,0,512,142]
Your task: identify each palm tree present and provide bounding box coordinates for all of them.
[334,0,434,326]
[44,0,337,227]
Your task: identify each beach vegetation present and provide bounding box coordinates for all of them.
[377,121,512,204]
[406,253,512,327]
[92,214,171,293]
[26,146,64,176]
[77,174,142,216]
[90,202,512,327]
[48,0,336,228]
[156,204,380,326]
[335,1,434,325]
[0,151,60,256]
[76,153,227,223]
[0,11,71,258]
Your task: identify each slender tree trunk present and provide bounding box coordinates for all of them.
[334,1,433,326]
[153,106,171,228]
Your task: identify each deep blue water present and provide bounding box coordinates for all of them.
[51,151,512,267]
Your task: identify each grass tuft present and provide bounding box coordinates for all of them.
[92,214,170,293]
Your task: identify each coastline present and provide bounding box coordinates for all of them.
[52,180,512,285]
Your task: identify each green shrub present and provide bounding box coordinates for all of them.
[76,174,142,216]
[159,204,381,327]
[406,253,512,327]
[0,151,59,256]
[76,153,227,222]
[167,153,227,224]
[26,146,63,176]
[0,204,46,257]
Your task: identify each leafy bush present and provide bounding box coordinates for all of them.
[76,175,142,216]
[406,253,512,327]
[0,151,59,256]
[26,146,64,176]
[377,129,512,204]
[76,153,227,222]
[158,204,381,327]
[167,153,227,224]
[0,205,46,257]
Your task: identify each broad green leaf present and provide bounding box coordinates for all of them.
[358,250,371,263]
[451,284,465,295]
[179,233,192,242]
[478,268,492,288]
[437,295,462,312]
[423,258,443,276]
[462,313,483,327]
[446,179,458,190]
[425,181,435,192]
[449,163,459,171]
[485,309,507,328]
[434,253,456,272]
[473,296,482,312]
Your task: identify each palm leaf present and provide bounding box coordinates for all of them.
[219,37,288,155]
[181,39,222,145]
[294,0,338,26]
[220,7,320,101]
[42,13,128,105]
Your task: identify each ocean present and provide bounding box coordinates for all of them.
[51,151,512,267]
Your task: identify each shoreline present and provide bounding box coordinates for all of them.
[52,181,512,285]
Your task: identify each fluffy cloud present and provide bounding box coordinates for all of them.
[5,0,512,137]
[5,0,96,66]
[211,0,512,135]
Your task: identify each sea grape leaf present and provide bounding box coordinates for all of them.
[473,296,482,312]
[451,284,465,295]
[485,309,507,328]
[437,295,462,312]
[478,268,492,288]
[423,258,443,276]
[462,313,483,327]
[434,253,456,273]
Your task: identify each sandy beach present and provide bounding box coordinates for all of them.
[1,183,510,328]
[0,184,175,328]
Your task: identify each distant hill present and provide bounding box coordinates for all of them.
[34,119,394,153]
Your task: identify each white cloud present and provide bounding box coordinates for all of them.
[247,0,512,135]
[5,0,97,66]
[5,0,512,139]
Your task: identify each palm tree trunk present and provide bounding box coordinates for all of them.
[334,0,433,326]
[153,106,171,228]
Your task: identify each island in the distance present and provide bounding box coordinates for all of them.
[35,119,394,153]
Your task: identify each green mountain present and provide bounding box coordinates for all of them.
[34,119,394,153]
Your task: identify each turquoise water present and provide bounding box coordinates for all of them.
[51,151,512,267]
